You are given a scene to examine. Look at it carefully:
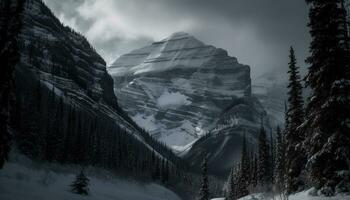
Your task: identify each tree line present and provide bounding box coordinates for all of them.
[0,0,24,169]
[198,0,350,198]
[223,124,280,200]
[226,0,350,197]
[12,49,199,197]
[14,73,176,181]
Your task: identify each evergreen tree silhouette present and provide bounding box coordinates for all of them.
[71,170,90,195]
[304,0,350,195]
[284,47,306,193]
[199,157,210,200]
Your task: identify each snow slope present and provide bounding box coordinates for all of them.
[0,155,181,200]
[211,189,350,200]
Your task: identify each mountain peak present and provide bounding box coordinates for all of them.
[165,32,192,40]
[108,31,252,147]
[157,32,204,48]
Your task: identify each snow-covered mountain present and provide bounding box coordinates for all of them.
[108,32,252,147]
[108,32,278,178]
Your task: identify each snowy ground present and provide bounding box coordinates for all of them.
[211,189,350,200]
[0,154,181,200]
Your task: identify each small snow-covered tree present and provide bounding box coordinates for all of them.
[71,170,90,195]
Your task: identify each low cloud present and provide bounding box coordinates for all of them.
[44,0,310,78]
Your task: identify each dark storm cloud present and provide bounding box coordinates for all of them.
[43,0,310,78]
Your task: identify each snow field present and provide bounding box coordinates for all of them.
[0,154,181,200]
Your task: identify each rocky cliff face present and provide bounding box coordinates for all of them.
[13,0,175,161]
[19,0,117,109]
[108,32,279,178]
[108,32,252,147]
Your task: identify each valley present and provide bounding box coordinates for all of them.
[1,0,349,200]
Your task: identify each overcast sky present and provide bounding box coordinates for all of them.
[43,0,310,78]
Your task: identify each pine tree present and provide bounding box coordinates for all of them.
[250,154,258,188]
[71,170,90,195]
[44,86,57,161]
[346,0,350,34]
[304,0,350,195]
[341,0,350,49]
[257,124,270,188]
[227,167,237,200]
[17,87,42,158]
[161,160,169,184]
[152,157,161,181]
[269,129,275,184]
[199,157,210,200]
[62,106,75,163]
[0,0,24,169]
[237,134,249,197]
[274,126,286,193]
[284,46,306,194]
